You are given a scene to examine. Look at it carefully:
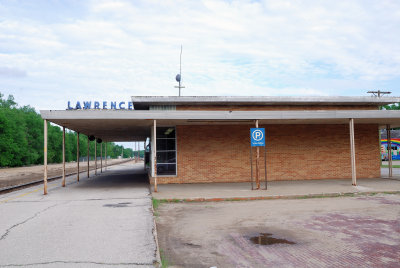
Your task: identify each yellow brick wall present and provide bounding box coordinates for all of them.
[151,124,381,184]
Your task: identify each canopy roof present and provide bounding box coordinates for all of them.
[40,109,400,142]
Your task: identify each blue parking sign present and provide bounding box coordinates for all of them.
[250,128,265,147]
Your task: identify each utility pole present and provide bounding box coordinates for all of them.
[367,90,391,97]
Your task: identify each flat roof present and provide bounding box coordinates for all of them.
[40,109,400,141]
[131,96,400,108]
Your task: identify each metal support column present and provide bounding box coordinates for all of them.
[349,119,357,185]
[387,125,392,177]
[77,132,80,182]
[105,142,107,171]
[95,141,97,175]
[153,120,158,192]
[101,143,103,173]
[44,119,48,195]
[87,137,90,178]
[144,141,146,170]
[62,126,66,187]
[134,142,137,163]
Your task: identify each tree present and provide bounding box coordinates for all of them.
[0,92,134,167]
[382,103,400,110]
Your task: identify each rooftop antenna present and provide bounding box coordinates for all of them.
[175,45,185,96]
[367,90,391,97]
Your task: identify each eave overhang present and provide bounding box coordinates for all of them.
[40,109,400,142]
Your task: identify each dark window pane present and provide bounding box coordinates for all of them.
[157,164,176,175]
[156,127,175,138]
[157,152,176,163]
[156,138,176,151]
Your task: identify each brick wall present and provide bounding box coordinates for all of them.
[176,105,378,111]
[151,124,380,184]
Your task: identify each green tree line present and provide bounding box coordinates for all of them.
[382,103,400,110]
[0,93,140,167]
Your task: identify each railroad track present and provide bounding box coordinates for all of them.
[0,159,134,195]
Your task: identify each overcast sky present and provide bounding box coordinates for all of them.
[1,0,400,110]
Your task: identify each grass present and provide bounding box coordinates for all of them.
[383,191,400,195]
[152,198,164,217]
[152,201,170,267]
[152,198,161,210]
[224,198,250,201]
[152,198,181,209]
[381,164,400,168]
[160,249,169,268]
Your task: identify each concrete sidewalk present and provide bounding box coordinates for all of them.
[381,167,400,176]
[151,178,400,201]
[0,162,157,268]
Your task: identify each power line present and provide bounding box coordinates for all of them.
[367,90,391,97]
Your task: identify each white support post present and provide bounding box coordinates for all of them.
[136,142,138,163]
[101,143,103,173]
[387,125,392,177]
[95,141,97,175]
[87,137,90,178]
[62,126,66,187]
[153,120,157,192]
[144,141,146,170]
[105,142,107,171]
[349,119,357,185]
[44,119,48,195]
[77,132,80,182]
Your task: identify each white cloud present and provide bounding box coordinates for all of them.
[0,0,399,110]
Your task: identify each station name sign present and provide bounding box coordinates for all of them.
[67,101,134,110]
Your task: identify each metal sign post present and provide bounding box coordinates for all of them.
[250,145,253,190]
[250,127,267,190]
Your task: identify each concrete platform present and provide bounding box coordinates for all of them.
[152,177,400,201]
[0,161,157,268]
[381,166,400,176]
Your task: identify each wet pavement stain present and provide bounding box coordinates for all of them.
[103,202,132,208]
[249,233,295,245]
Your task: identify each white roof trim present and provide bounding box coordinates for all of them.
[41,109,400,120]
[131,96,400,106]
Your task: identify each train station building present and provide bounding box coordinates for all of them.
[40,96,400,191]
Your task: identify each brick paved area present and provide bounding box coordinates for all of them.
[156,194,400,267]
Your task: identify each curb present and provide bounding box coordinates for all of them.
[150,197,162,268]
[156,190,400,203]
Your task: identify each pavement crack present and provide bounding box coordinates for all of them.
[0,203,59,241]
[5,197,150,203]
[0,260,154,266]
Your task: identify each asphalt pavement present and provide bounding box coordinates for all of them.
[0,161,157,268]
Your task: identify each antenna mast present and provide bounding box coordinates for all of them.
[175,45,185,96]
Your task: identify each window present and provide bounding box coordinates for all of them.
[156,127,176,175]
